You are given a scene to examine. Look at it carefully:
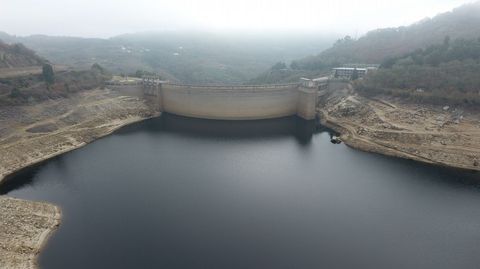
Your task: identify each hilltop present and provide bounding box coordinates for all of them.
[0,40,44,68]
[0,41,111,106]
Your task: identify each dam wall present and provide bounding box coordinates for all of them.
[114,82,318,120]
[160,83,311,120]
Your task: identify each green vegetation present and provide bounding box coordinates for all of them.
[42,63,55,85]
[131,69,158,78]
[0,64,111,105]
[9,87,21,98]
[357,37,480,105]
[254,1,480,85]
[0,31,336,84]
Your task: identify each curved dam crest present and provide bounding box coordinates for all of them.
[140,81,318,120]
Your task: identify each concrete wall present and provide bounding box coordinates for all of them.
[140,83,317,121]
[297,88,317,120]
[161,84,302,120]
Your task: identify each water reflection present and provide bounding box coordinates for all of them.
[1,114,325,194]
[118,113,321,145]
[1,113,480,269]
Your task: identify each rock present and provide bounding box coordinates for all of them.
[443,106,450,111]
[330,136,342,144]
[474,160,479,167]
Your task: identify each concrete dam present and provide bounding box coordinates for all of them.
[115,77,320,121]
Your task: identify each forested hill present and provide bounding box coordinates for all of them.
[357,37,480,105]
[0,31,336,84]
[293,1,480,68]
[0,40,44,68]
[251,1,480,85]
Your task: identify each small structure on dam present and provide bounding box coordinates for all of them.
[141,77,319,121]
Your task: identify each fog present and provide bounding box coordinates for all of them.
[0,0,474,38]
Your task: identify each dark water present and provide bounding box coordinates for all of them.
[2,114,480,269]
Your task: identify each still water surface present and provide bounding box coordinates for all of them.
[2,114,480,269]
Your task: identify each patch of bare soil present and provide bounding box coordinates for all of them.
[0,196,60,269]
[318,84,480,172]
[0,88,159,183]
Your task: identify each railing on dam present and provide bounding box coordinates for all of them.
[161,83,299,89]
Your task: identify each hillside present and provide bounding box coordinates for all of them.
[0,40,44,68]
[0,31,336,84]
[305,1,480,66]
[0,42,111,105]
[252,2,480,85]
[357,37,480,105]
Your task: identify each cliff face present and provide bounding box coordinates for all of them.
[0,40,44,68]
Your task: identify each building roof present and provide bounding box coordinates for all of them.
[312,77,329,82]
[332,67,368,71]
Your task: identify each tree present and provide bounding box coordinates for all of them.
[9,87,21,98]
[290,61,300,70]
[271,62,287,70]
[42,63,55,85]
[91,63,106,74]
[443,36,451,47]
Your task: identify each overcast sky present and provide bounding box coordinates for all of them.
[0,0,474,38]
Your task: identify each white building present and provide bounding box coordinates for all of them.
[300,77,329,89]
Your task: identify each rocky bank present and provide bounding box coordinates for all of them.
[318,83,480,172]
[0,197,60,269]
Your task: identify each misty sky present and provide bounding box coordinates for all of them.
[0,0,474,38]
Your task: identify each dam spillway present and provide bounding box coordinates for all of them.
[141,81,318,121]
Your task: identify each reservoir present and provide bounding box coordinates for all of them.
[2,114,480,269]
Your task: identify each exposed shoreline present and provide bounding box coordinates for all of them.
[317,85,480,173]
[0,114,159,186]
[320,116,479,172]
[0,196,61,269]
[0,88,160,269]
